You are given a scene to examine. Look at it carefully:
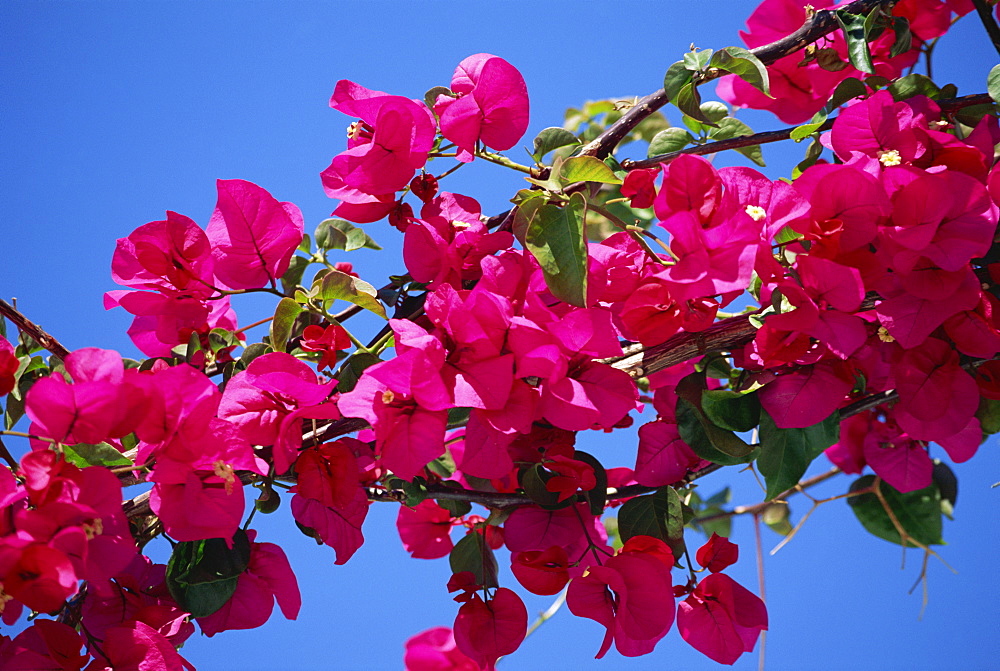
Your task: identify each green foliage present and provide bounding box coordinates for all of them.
[166,530,252,618]
[847,476,944,547]
[314,218,382,252]
[521,192,589,307]
[449,531,499,588]
[269,297,304,354]
[307,269,387,319]
[757,411,839,500]
[62,442,133,468]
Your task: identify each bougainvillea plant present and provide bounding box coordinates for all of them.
[2,0,1000,668]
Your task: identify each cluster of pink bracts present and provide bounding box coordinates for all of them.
[2,0,999,667]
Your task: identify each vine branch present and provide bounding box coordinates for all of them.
[0,298,71,360]
[971,0,1000,57]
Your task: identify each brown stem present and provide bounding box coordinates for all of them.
[578,0,898,159]
[0,298,71,360]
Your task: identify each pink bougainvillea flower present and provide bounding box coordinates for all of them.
[695,533,739,573]
[0,542,78,614]
[511,546,570,595]
[111,211,216,298]
[95,620,196,671]
[504,503,610,577]
[677,572,768,665]
[634,418,707,487]
[620,167,660,209]
[197,531,301,637]
[404,626,478,671]
[323,80,436,196]
[0,619,88,671]
[300,323,352,370]
[435,54,529,162]
[453,588,527,670]
[206,179,305,291]
[0,336,17,397]
[148,465,244,543]
[218,351,339,474]
[396,500,456,560]
[567,536,676,658]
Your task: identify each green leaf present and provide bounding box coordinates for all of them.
[847,476,944,546]
[280,256,310,296]
[335,352,382,393]
[520,464,573,510]
[813,47,849,72]
[558,156,622,185]
[828,77,869,109]
[701,389,761,433]
[757,411,840,500]
[313,270,387,319]
[790,110,828,141]
[424,86,452,110]
[836,10,875,74]
[663,61,694,101]
[976,397,1000,435]
[762,501,793,535]
[648,127,695,156]
[792,137,825,178]
[661,486,687,563]
[269,297,304,354]
[932,460,958,519]
[683,48,713,72]
[574,450,608,516]
[989,64,1000,104]
[449,531,498,588]
[675,373,757,464]
[315,218,382,252]
[617,491,668,543]
[63,442,133,468]
[699,101,729,123]
[437,496,472,518]
[523,192,588,307]
[889,73,940,101]
[707,117,765,166]
[532,127,581,162]
[710,46,771,96]
[296,233,311,254]
[889,16,912,58]
[674,82,716,126]
[166,530,252,618]
[240,342,271,367]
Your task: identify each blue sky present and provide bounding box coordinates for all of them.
[2,2,999,669]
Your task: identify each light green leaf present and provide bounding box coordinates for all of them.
[648,127,695,157]
[989,64,1000,104]
[558,156,623,185]
[674,82,716,126]
[63,442,133,468]
[683,48,714,72]
[315,218,381,252]
[313,270,387,319]
[523,192,588,307]
[708,117,765,166]
[269,297,304,354]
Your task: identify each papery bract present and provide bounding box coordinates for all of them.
[453,588,527,671]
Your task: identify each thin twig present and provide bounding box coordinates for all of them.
[971,0,1000,57]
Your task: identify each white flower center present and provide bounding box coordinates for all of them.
[745,205,767,221]
[878,149,902,167]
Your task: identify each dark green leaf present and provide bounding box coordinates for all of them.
[710,46,770,95]
[828,77,869,109]
[814,47,849,72]
[757,411,839,500]
[661,486,687,563]
[335,352,381,393]
[701,389,761,433]
[437,497,472,518]
[618,492,667,543]
[269,297,304,354]
[674,82,716,126]
[166,530,251,618]
[296,233,311,254]
[254,484,281,514]
[63,442,133,468]
[663,61,694,101]
[446,407,471,430]
[532,127,581,162]
[707,117,765,166]
[932,460,958,519]
[558,156,622,185]
[240,342,271,367]
[648,127,695,156]
[675,373,757,464]
[836,10,875,74]
[520,464,572,509]
[954,103,999,128]
[449,531,498,588]
[280,256,310,296]
[889,73,940,101]
[989,64,1000,104]
[523,192,588,307]
[847,476,944,546]
[313,270,387,319]
[574,450,608,516]
[792,137,825,178]
[889,17,912,58]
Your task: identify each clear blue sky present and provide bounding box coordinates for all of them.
[2,2,999,669]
